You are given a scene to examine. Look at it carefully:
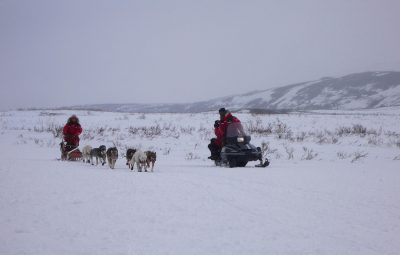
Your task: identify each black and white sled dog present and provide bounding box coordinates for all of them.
[126,148,137,169]
[82,145,92,163]
[90,145,107,166]
[129,150,147,172]
[106,147,118,169]
[145,151,157,172]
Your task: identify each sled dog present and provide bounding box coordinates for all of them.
[145,151,157,172]
[129,150,147,172]
[90,145,107,166]
[106,147,118,169]
[82,145,92,163]
[126,148,137,169]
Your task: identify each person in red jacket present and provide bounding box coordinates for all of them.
[63,115,82,148]
[208,108,242,160]
[218,108,241,141]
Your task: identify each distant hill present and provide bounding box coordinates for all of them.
[64,71,400,113]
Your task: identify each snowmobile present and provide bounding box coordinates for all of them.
[60,140,82,161]
[214,122,269,168]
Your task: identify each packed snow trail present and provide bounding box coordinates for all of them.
[0,134,399,255]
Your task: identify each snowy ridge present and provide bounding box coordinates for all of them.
[64,71,400,113]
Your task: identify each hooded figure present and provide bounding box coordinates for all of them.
[218,108,241,141]
[63,115,82,146]
[208,108,241,160]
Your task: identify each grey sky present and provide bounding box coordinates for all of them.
[1,0,400,110]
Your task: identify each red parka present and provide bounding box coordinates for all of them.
[219,112,241,143]
[214,126,224,147]
[63,122,82,146]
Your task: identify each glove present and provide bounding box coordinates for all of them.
[214,120,220,128]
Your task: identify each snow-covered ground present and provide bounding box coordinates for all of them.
[0,109,399,255]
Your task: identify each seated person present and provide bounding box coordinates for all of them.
[218,108,241,139]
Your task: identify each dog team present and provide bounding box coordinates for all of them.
[81,145,157,172]
[62,115,156,171]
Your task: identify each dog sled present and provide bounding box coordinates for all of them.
[60,141,82,161]
[212,122,270,168]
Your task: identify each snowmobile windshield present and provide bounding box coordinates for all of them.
[226,122,247,138]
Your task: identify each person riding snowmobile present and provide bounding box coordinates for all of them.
[209,108,269,168]
[218,108,241,144]
[208,108,241,159]
[63,115,82,149]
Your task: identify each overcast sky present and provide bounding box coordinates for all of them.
[1,0,400,110]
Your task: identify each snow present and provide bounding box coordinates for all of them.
[309,105,400,115]
[374,72,389,77]
[1,110,400,255]
[273,83,312,108]
[375,85,400,107]
[228,90,274,108]
[341,98,371,110]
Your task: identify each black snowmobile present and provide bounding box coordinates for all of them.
[214,122,269,168]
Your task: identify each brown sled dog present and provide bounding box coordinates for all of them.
[126,148,137,169]
[145,151,157,172]
[106,147,118,169]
